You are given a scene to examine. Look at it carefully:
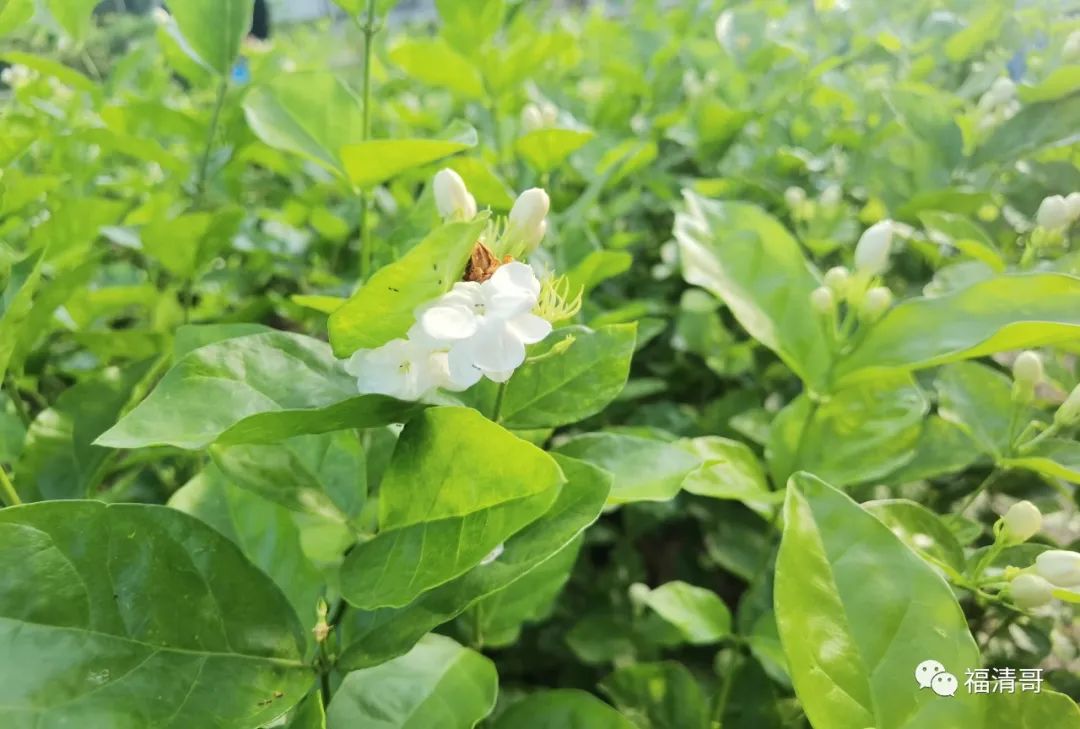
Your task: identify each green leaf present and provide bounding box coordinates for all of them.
[388,38,484,99]
[970,94,1080,168]
[555,432,700,505]
[887,85,963,171]
[918,211,1003,271]
[141,207,243,278]
[515,129,596,172]
[499,324,636,429]
[835,274,1080,385]
[173,322,273,361]
[681,436,778,517]
[0,501,312,727]
[460,536,582,648]
[339,407,564,609]
[0,0,33,37]
[447,157,515,209]
[169,0,254,75]
[45,0,98,41]
[1019,66,1080,104]
[169,467,325,636]
[243,72,364,178]
[943,5,1004,62]
[327,634,497,729]
[494,690,635,729]
[599,662,709,729]
[1002,438,1080,484]
[337,456,609,669]
[675,193,830,391]
[632,581,731,645]
[776,472,980,729]
[0,252,45,383]
[286,692,327,729]
[863,499,966,576]
[879,415,981,484]
[328,218,487,356]
[211,431,366,524]
[436,0,505,56]
[767,374,929,487]
[96,331,422,450]
[341,122,477,188]
[16,361,151,502]
[934,362,1017,456]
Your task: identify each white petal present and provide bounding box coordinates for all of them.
[490,261,541,298]
[446,342,485,389]
[470,324,527,373]
[485,368,515,383]
[419,303,478,342]
[508,313,552,345]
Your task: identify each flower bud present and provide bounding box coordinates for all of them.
[1065,30,1080,61]
[1036,194,1070,230]
[1002,500,1042,543]
[988,77,1016,104]
[810,286,835,314]
[823,266,850,294]
[521,103,545,132]
[1035,549,1080,587]
[1054,383,1080,428]
[1012,351,1043,387]
[433,168,477,221]
[820,184,842,207]
[508,188,550,253]
[854,220,895,276]
[784,186,807,209]
[1065,192,1080,223]
[860,286,893,320]
[1010,573,1055,609]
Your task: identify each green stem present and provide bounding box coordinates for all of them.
[4,377,31,427]
[490,381,508,423]
[0,465,21,507]
[712,650,744,724]
[357,0,378,280]
[195,78,229,204]
[1017,422,1061,455]
[318,640,333,708]
[956,469,1002,516]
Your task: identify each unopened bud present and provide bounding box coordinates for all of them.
[1036,194,1070,230]
[1065,192,1080,223]
[1054,383,1080,428]
[810,286,835,314]
[1012,351,1043,387]
[823,266,850,294]
[1002,500,1042,543]
[1035,549,1080,587]
[521,103,545,132]
[1010,573,1054,609]
[508,188,550,253]
[820,184,842,207]
[861,286,893,320]
[854,220,895,276]
[784,186,807,209]
[433,168,477,221]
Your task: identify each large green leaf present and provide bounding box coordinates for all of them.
[0,252,45,384]
[599,662,710,729]
[970,93,1080,168]
[0,0,33,37]
[17,361,151,502]
[680,436,778,517]
[863,499,966,576]
[766,374,929,487]
[337,456,609,669]
[515,128,596,172]
[45,0,98,41]
[96,331,422,450]
[168,0,254,75]
[459,536,582,648]
[0,501,312,728]
[835,274,1080,385]
[339,407,564,609]
[493,690,635,729]
[632,581,732,645]
[326,634,497,729]
[555,432,700,505]
[211,432,366,524]
[328,218,487,356]
[436,0,504,55]
[169,467,325,636]
[243,72,364,178]
[675,193,830,390]
[341,122,478,188]
[388,38,484,99]
[499,324,636,429]
[934,362,1018,456]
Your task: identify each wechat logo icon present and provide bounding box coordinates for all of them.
[915,659,958,697]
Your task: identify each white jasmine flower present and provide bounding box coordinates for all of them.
[418,262,552,386]
[854,220,896,276]
[1035,550,1080,587]
[345,338,443,401]
[1036,194,1070,230]
[1002,500,1042,543]
[505,188,550,256]
[433,168,477,221]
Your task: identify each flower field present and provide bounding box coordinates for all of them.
[0,0,1079,727]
